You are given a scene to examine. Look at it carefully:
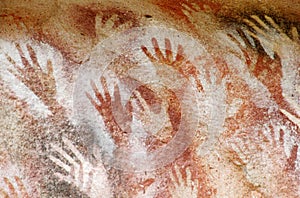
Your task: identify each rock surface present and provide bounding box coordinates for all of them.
[0,0,300,197]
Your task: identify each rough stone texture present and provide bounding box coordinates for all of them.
[0,0,300,197]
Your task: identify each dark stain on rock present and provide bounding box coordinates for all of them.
[101,7,139,29]
[69,5,98,38]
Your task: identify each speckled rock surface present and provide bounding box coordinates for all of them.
[0,1,300,197]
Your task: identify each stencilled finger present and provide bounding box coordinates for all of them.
[268,124,278,148]
[133,90,151,115]
[95,13,106,38]
[71,162,81,188]
[85,169,94,195]
[112,83,133,125]
[26,44,42,72]
[227,32,243,49]
[169,167,179,189]
[244,29,261,43]
[280,109,300,129]
[211,67,224,85]
[80,163,92,192]
[260,127,272,147]
[174,165,184,186]
[154,99,168,121]
[227,32,255,67]
[234,27,258,49]
[115,19,133,33]
[200,66,212,86]
[46,60,54,76]
[14,176,29,198]
[104,14,118,30]
[62,136,85,163]
[49,154,72,173]
[69,164,76,185]
[0,188,9,198]
[78,163,84,188]
[125,100,133,116]
[193,179,199,192]
[165,38,173,63]
[243,18,268,38]
[250,15,270,31]
[15,43,31,69]
[3,177,17,198]
[86,92,100,110]
[230,142,248,164]
[175,44,185,64]
[5,53,22,72]
[181,3,194,14]
[189,3,197,10]
[233,28,254,49]
[54,172,73,184]
[6,56,27,82]
[263,123,278,147]
[254,131,267,151]
[291,26,299,42]
[152,38,165,62]
[113,83,122,106]
[241,27,258,47]
[92,144,104,163]
[264,15,284,34]
[100,77,111,102]
[50,143,76,166]
[131,91,143,113]
[90,80,105,104]
[186,167,192,186]
[286,143,299,171]
[141,45,157,62]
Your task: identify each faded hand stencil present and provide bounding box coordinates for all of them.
[1,0,300,197]
[74,27,203,173]
[49,137,112,198]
